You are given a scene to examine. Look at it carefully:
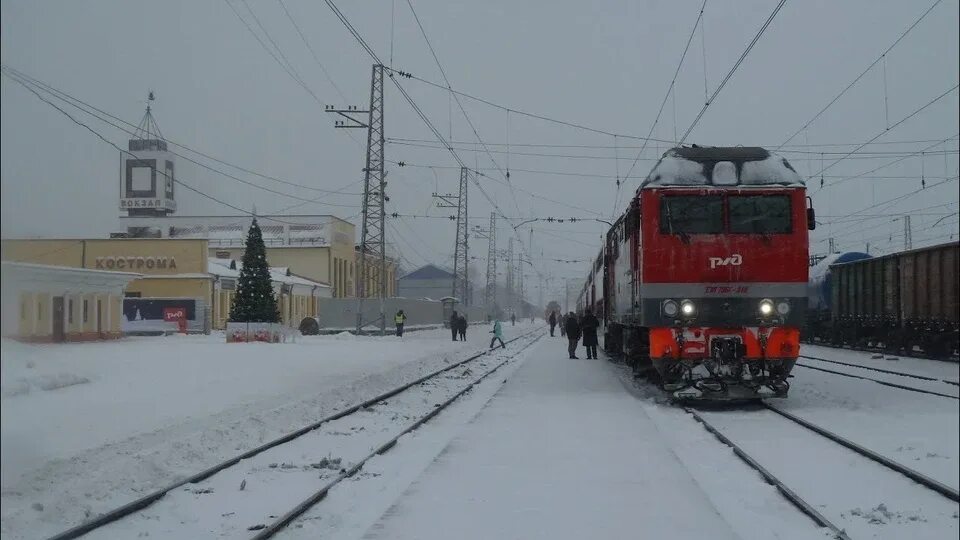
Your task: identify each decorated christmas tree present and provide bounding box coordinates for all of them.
[229,219,280,323]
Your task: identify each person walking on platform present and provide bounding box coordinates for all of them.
[565,311,581,359]
[548,311,557,336]
[560,312,567,337]
[450,311,460,341]
[457,314,467,341]
[489,319,506,349]
[580,308,600,359]
[511,313,516,326]
[394,310,407,337]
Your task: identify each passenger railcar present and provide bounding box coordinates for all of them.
[598,146,815,399]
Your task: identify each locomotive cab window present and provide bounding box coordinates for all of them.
[660,195,723,234]
[729,195,792,234]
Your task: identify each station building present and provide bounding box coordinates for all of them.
[1,237,331,333]
[1,261,140,342]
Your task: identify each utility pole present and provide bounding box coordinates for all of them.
[506,237,515,316]
[474,212,497,315]
[828,237,836,254]
[326,64,386,335]
[904,215,913,250]
[433,167,469,307]
[517,252,524,316]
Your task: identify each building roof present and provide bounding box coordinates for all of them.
[399,264,454,280]
[207,259,330,289]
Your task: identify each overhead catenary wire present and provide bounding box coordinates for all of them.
[618,0,709,214]
[776,0,946,150]
[677,0,788,145]
[809,84,960,183]
[403,0,522,217]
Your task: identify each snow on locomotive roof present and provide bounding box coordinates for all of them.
[641,146,804,188]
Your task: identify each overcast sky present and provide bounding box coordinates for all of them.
[2,0,958,301]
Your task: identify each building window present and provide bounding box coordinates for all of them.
[83,300,89,323]
[68,299,74,324]
[125,292,141,298]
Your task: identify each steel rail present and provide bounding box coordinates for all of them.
[799,354,959,386]
[802,341,959,364]
[252,332,545,538]
[794,363,959,399]
[46,328,543,540]
[764,404,959,502]
[683,407,851,540]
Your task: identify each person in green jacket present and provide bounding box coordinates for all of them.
[394,310,407,337]
[489,319,506,349]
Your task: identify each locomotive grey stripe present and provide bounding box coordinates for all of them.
[638,282,807,298]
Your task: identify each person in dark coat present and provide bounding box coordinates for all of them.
[560,312,567,337]
[457,314,467,341]
[548,311,557,336]
[564,312,581,359]
[580,308,600,359]
[450,311,460,341]
[511,313,516,326]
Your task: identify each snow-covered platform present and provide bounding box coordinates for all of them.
[361,336,824,540]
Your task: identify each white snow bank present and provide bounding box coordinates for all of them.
[0,322,536,539]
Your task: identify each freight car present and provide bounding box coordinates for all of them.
[811,242,959,358]
[591,146,814,399]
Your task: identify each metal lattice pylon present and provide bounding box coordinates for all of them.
[505,237,514,314]
[485,213,497,312]
[357,64,386,333]
[451,167,469,306]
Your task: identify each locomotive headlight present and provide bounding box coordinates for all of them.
[680,299,696,317]
[662,300,679,317]
[776,301,791,315]
[758,298,775,316]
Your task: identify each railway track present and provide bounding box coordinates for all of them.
[47,329,544,540]
[801,340,959,364]
[794,362,960,400]
[799,354,960,386]
[687,404,959,539]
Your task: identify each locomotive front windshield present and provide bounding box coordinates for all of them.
[729,195,792,234]
[660,193,793,235]
[659,196,723,234]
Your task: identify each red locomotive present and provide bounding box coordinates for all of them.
[578,146,815,399]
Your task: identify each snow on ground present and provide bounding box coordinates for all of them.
[88,332,544,539]
[357,335,826,540]
[781,363,960,490]
[0,321,535,540]
[696,406,959,539]
[802,344,960,382]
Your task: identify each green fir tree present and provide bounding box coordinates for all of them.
[229,219,280,323]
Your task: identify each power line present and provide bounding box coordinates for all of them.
[776,0,945,150]
[388,135,960,150]
[3,68,310,224]
[2,65,362,198]
[822,133,958,190]
[810,84,960,182]
[404,0,522,216]
[619,0,708,212]
[678,0,788,144]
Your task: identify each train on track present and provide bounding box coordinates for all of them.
[804,241,959,358]
[576,146,815,400]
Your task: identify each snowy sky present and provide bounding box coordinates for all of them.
[1,0,958,302]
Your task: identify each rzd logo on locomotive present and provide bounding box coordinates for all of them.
[709,254,743,269]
